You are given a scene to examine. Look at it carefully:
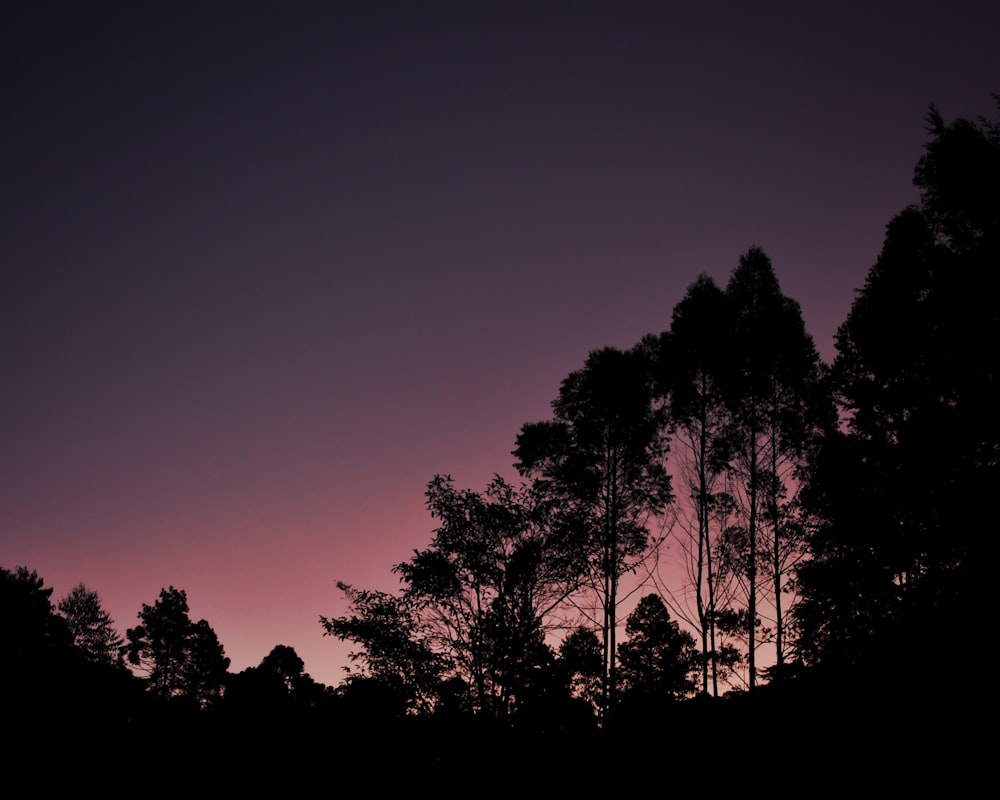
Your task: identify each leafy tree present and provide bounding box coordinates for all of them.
[224,644,330,721]
[718,247,828,687]
[321,582,448,715]
[185,619,229,709]
[126,586,229,708]
[403,474,579,720]
[258,643,308,691]
[790,431,895,667]
[557,625,604,715]
[513,345,673,715]
[0,566,145,732]
[324,474,579,721]
[1,565,76,726]
[616,594,697,703]
[796,97,1000,683]
[648,275,742,696]
[58,583,125,668]
[794,98,998,675]
[1,565,72,671]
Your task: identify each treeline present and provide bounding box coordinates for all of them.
[319,97,996,728]
[2,98,994,778]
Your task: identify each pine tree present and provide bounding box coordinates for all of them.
[58,583,125,668]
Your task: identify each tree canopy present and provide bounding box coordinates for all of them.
[792,98,999,675]
[58,583,125,668]
[513,344,673,714]
[126,586,230,709]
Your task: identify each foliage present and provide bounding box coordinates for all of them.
[126,586,230,708]
[321,581,446,714]
[714,246,830,686]
[1,565,72,672]
[58,583,126,668]
[513,344,673,713]
[324,474,581,721]
[793,98,999,671]
[616,594,698,702]
[649,275,738,696]
[224,644,331,720]
[1,565,144,731]
[557,625,604,713]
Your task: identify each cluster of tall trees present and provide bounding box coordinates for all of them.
[323,245,826,723]
[2,98,994,741]
[322,97,996,724]
[792,102,998,679]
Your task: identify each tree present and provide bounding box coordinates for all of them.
[1,565,71,671]
[321,582,447,715]
[58,583,125,668]
[185,619,229,709]
[224,644,330,721]
[1,565,75,721]
[717,247,828,688]
[794,101,999,676]
[323,474,580,721]
[649,275,742,696]
[258,643,308,691]
[616,593,697,703]
[2,567,146,735]
[126,586,229,708]
[557,625,604,716]
[513,345,673,716]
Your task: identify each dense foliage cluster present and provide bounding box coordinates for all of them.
[320,97,995,721]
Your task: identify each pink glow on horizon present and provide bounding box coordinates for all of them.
[3,3,999,687]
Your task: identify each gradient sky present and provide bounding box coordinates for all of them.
[3,2,998,687]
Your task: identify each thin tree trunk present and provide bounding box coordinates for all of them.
[697,410,710,695]
[771,421,784,670]
[748,434,758,690]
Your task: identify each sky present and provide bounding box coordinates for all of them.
[3,1,998,688]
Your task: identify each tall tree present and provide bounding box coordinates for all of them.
[650,275,740,696]
[795,99,999,673]
[126,586,229,708]
[185,619,230,709]
[720,247,828,688]
[513,345,673,715]
[58,583,125,668]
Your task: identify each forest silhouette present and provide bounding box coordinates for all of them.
[3,99,993,790]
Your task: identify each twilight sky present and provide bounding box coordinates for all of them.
[3,2,998,687]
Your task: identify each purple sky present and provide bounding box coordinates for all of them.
[3,2,998,687]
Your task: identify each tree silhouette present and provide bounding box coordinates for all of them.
[224,644,330,723]
[794,98,999,676]
[648,275,742,696]
[557,626,604,717]
[1,565,74,725]
[1,565,71,668]
[513,345,673,716]
[616,593,697,703]
[321,582,447,715]
[58,583,125,668]
[325,474,579,721]
[126,586,229,708]
[717,247,827,687]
